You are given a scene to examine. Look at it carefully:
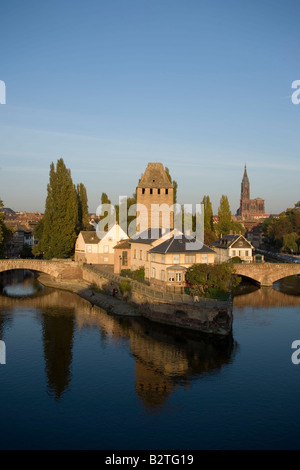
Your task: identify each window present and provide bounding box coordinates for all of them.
[104,257,108,262]
[185,255,195,264]
[245,250,249,257]
[176,272,182,282]
[201,254,208,263]
[140,250,142,260]
[133,249,136,259]
[87,245,92,253]
[150,188,153,195]
[104,245,109,253]
[152,253,155,261]
[161,254,165,264]
[142,188,145,194]
[158,188,161,194]
[122,251,128,266]
[168,271,175,282]
[173,254,179,264]
[151,268,156,278]
[166,189,168,195]
[232,250,236,257]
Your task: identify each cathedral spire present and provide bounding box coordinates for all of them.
[243,164,249,182]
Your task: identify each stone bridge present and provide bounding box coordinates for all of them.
[0,259,83,280]
[233,262,300,287]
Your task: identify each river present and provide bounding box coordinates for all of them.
[0,269,300,450]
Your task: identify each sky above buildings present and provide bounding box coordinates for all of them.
[0,0,299,215]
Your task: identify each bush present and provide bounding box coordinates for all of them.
[229,256,242,263]
[121,267,145,283]
[119,280,132,295]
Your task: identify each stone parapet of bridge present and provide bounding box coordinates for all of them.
[0,259,83,280]
[233,262,300,286]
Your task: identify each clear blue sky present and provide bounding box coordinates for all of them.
[0,0,299,215]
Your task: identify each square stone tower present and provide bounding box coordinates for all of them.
[136,162,174,233]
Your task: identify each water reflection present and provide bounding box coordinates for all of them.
[0,269,44,298]
[234,276,300,310]
[0,270,236,410]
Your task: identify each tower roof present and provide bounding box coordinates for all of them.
[137,162,173,189]
[242,164,249,182]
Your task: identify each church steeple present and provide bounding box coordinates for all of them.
[242,164,249,182]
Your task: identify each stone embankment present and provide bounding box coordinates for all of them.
[38,264,233,336]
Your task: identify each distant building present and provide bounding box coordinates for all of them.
[211,234,254,263]
[236,165,265,220]
[3,209,43,257]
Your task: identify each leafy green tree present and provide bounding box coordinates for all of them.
[202,195,214,231]
[77,183,90,231]
[282,232,298,253]
[101,192,111,205]
[262,203,300,252]
[185,263,241,299]
[0,200,14,258]
[216,195,232,236]
[19,243,33,258]
[36,159,79,259]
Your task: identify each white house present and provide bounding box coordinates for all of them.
[75,223,128,264]
[211,234,254,263]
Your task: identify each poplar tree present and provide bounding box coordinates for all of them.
[216,195,232,236]
[77,183,90,231]
[38,159,78,259]
[201,195,216,245]
[202,195,214,231]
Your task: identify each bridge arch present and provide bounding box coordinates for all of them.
[0,259,83,280]
[232,263,300,287]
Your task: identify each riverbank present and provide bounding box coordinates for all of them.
[37,272,233,336]
[37,274,140,317]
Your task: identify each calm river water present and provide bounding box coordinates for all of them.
[0,269,300,450]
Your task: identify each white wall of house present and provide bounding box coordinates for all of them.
[75,223,128,264]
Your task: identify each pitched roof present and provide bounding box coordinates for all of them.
[130,228,172,244]
[149,235,215,254]
[211,234,251,249]
[113,239,131,250]
[80,231,99,244]
[137,162,173,189]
